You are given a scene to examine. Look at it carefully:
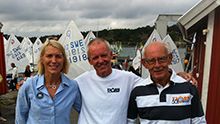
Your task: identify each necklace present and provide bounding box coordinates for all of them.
[48,84,58,89]
[46,82,60,90]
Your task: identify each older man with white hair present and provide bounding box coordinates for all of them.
[127,41,206,124]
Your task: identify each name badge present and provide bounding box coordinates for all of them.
[36,92,44,99]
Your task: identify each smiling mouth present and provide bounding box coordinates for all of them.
[97,62,107,67]
[98,65,107,70]
[153,69,165,75]
[49,65,59,69]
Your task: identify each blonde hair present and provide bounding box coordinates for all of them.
[37,39,69,75]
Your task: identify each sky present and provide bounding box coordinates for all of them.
[0,0,201,37]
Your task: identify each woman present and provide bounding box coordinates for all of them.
[15,39,81,124]
[24,65,32,77]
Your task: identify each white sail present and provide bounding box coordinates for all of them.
[141,29,162,78]
[3,37,8,56]
[21,37,33,64]
[59,20,92,79]
[163,35,184,73]
[5,34,29,73]
[33,38,42,64]
[132,49,141,70]
[142,29,162,50]
[84,30,96,46]
[4,37,9,69]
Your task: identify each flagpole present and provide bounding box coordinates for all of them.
[185,33,196,72]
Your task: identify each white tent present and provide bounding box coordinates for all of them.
[5,34,29,73]
[59,20,93,79]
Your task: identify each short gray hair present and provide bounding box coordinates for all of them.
[144,41,172,55]
[87,38,111,57]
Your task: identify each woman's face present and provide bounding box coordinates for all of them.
[41,45,64,76]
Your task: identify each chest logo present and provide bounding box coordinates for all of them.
[172,95,191,104]
[107,88,120,93]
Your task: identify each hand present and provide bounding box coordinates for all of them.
[177,72,198,86]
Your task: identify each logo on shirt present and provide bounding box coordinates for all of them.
[172,95,191,104]
[107,88,120,93]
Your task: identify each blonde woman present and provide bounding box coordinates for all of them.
[15,39,81,124]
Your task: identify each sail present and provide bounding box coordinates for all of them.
[21,37,33,64]
[132,49,141,70]
[84,30,96,46]
[3,37,8,57]
[141,29,162,78]
[142,29,162,50]
[5,34,29,73]
[59,20,92,79]
[163,35,184,73]
[33,38,42,64]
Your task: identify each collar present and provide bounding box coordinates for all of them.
[36,73,69,90]
[145,69,186,86]
[93,69,115,80]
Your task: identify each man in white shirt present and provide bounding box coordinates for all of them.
[9,63,18,91]
[76,38,197,124]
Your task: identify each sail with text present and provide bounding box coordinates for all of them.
[5,34,29,73]
[33,38,42,65]
[163,35,184,73]
[21,37,33,64]
[59,20,93,79]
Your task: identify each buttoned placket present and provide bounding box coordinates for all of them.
[156,83,170,102]
[40,85,57,124]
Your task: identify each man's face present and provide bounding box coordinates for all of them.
[88,42,113,77]
[142,43,172,82]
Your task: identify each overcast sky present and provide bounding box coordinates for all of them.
[0,0,201,37]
